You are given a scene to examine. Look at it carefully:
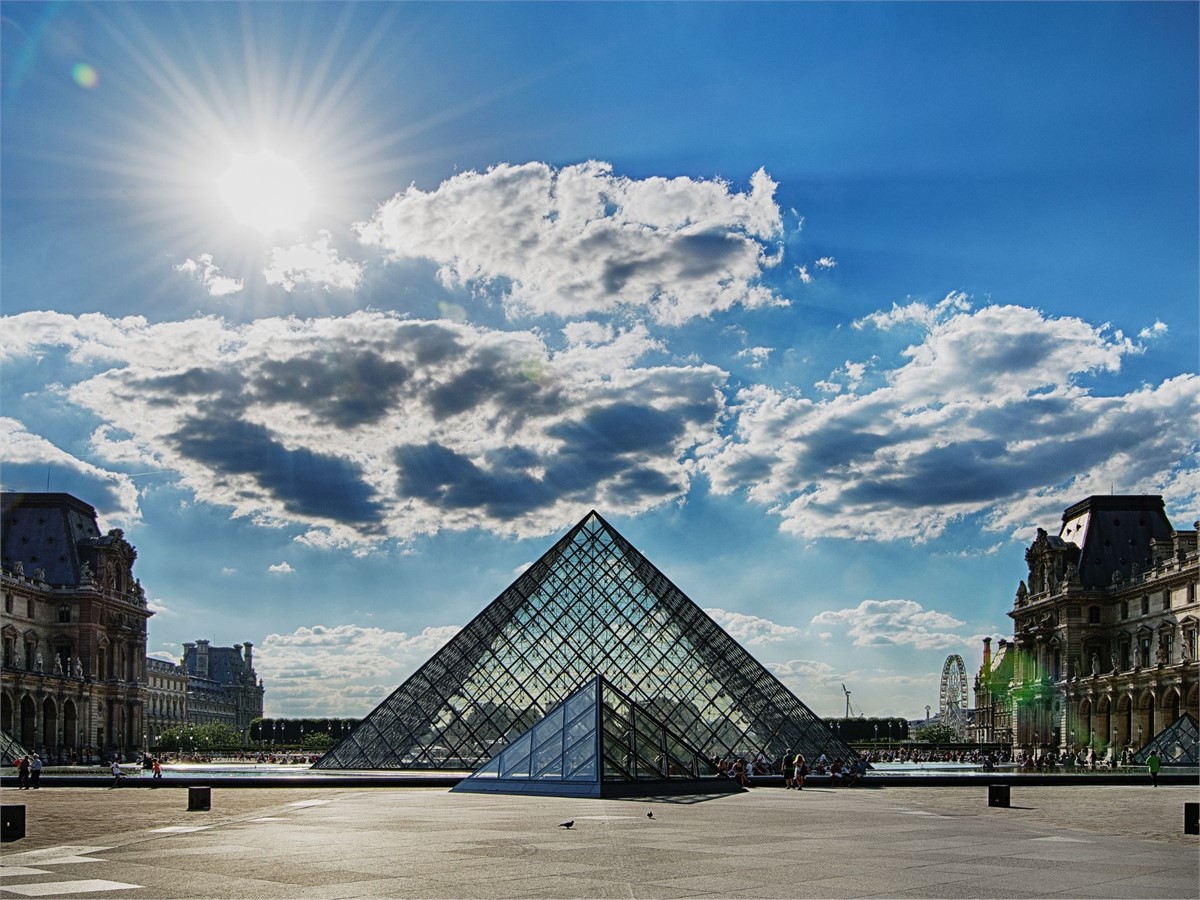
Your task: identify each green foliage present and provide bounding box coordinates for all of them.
[251,717,359,743]
[302,732,335,751]
[154,722,243,750]
[912,723,959,744]
[828,717,909,742]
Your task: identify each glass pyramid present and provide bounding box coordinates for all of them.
[1,729,32,765]
[316,510,855,770]
[1132,713,1198,766]
[453,675,741,797]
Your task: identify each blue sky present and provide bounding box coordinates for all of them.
[2,1,1197,721]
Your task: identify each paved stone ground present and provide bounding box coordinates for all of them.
[1,783,1197,898]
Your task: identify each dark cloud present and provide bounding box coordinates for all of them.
[393,442,555,517]
[251,350,410,428]
[172,414,382,524]
[548,403,685,455]
[133,368,244,402]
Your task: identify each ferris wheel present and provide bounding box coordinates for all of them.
[939,654,969,739]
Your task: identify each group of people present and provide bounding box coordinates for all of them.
[12,753,43,789]
[712,750,869,788]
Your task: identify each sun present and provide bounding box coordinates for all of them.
[217,149,314,236]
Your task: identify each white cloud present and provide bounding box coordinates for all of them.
[1,309,727,546]
[263,230,363,292]
[735,346,773,370]
[175,254,243,297]
[1138,320,1168,340]
[814,257,837,269]
[702,300,1200,540]
[811,599,968,650]
[268,562,295,574]
[256,623,460,717]
[356,161,785,324]
[0,417,142,525]
[852,290,970,331]
[704,608,800,645]
[795,265,812,285]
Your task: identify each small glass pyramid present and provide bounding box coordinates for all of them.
[453,674,741,797]
[316,510,855,770]
[1132,713,1198,766]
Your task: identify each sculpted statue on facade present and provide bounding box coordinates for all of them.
[34,650,43,672]
[53,655,64,675]
[12,560,23,576]
[73,656,84,679]
[33,568,45,582]
[1090,653,1100,677]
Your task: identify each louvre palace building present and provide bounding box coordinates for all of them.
[974,495,1199,757]
[1,491,265,760]
[1,492,153,760]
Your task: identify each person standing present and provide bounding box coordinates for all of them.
[110,759,123,787]
[17,755,30,789]
[30,753,42,788]
[1147,750,1161,786]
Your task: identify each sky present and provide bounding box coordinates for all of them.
[2,1,1197,723]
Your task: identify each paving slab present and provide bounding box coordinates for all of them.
[1,784,1196,898]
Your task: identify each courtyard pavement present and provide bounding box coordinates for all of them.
[1,782,1197,898]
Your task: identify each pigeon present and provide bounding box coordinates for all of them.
[559,820,574,829]
[646,812,654,819]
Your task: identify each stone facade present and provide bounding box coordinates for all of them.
[181,639,264,740]
[1,492,152,759]
[144,655,189,739]
[975,495,1199,757]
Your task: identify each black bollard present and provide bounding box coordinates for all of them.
[187,786,211,811]
[1,805,27,842]
[1185,803,1198,836]
[988,784,1010,808]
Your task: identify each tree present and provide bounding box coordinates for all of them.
[302,732,334,751]
[154,722,242,750]
[912,723,959,744]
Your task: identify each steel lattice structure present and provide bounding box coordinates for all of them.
[317,511,855,770]
[939,654,969,739]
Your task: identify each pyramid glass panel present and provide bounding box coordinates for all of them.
[317,511,856,771]
[1132,713,1198,766]
[454,675,740,797]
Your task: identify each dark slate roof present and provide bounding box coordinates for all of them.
[0,492,103,586]
[183,645,250,686]
[1061,495,1174,589]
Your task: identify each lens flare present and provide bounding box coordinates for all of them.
[71,63,99,89]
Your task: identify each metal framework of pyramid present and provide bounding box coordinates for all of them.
[452,674,742,797]
[1132,713,1198,767]
[1,729,32,765]
[316,510,855,770]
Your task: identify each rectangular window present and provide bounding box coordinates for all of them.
[1088,606,1101,624]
